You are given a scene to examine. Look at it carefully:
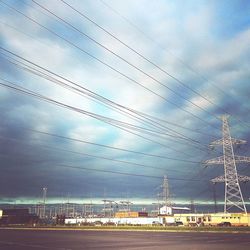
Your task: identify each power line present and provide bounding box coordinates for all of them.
[0,150,163,179]
[0,79,198,156]
[0,126,202,164]
[0,135,204,177]
[1,48,216,141]
[0,85,210,188]
[0,18,219,141]
[0,149,187,180]
[0,0,232,166]
[55,0,250,132]
[58,164,208,182]
[57,0,223,120]
[0,54,215,155]
[0,72,217,158]
[32,0,225,127]
[0,0,221,131]
[0,135,183,173]
[0,49,218,155]
[98,0,250,130]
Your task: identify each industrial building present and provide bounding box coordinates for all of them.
[64,212,250,226]
[115,211,148,218]
[174,213,250,227]
[0,208,38,225]
[65,214,175,226]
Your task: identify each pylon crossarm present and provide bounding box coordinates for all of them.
[209,138,246,147]
[238,175,250,182]
[211,175,225,183]
[234,155,250,164]
[204,156,224,166]
[210,139,223,146]
[231,138,247,145]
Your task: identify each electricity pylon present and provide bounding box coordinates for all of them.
[204,115,250,213]
[162,175,172,208]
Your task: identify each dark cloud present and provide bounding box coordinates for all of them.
[0,0,250,205]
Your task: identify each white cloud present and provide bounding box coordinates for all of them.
[194,29,250,72]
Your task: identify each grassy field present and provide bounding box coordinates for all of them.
[65,225,250,232]
[1,225,250,233]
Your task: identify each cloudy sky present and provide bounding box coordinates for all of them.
[0,0,250,204]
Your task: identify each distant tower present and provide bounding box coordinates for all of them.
[204,115,250,213]
[162,175,171,208]
[190,198,195,213]
[158,175,172,216]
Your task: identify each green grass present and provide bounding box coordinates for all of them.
[2,224,250,233]
[75,225,250,232]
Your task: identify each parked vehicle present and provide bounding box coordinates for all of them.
[152,221,163,226]
[104,222,116,226]
[217,222,231,227]
[175,221,184,226]
[94,221,103,226]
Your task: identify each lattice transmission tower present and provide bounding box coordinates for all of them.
[162,175,172,208]
[204,115,250,213]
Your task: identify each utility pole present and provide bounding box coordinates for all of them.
[204,115,250,213]
[157,192,161,214]
[212,184,218,213]
[42,187,47,218]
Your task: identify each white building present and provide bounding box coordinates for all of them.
[160,206,190,215]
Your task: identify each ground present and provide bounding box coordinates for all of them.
[0,228,250,249]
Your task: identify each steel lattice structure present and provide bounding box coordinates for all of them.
[162,175,172,208]
[204,115,250,214]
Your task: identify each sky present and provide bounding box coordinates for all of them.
[0,0,250,205]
